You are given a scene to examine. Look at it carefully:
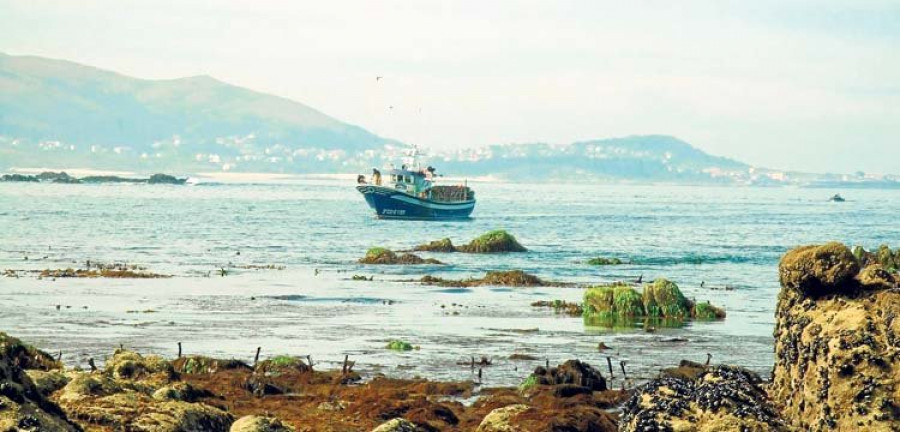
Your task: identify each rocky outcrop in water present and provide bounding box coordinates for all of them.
[772,242,900,431]
[420,270,548,287]
[359,248,443,265]
[413,238,456,253]
[457,230,527,253]
[582,279,725,325]
[413,231,527,254]
[0,171,187,184]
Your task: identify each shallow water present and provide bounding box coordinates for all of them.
[0,180,896,387]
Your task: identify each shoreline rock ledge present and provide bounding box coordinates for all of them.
[772,242,900,431]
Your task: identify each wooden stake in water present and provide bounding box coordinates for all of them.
[254,347,261,367]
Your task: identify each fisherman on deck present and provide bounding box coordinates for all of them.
[372,168,382,186]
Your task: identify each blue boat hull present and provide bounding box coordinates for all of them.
[356,185,475,220]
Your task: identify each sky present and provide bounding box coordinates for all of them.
[1,0,899,174]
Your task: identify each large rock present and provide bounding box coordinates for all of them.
[620,365,788,432]
[104,348,177,385]
[772,245,900,430]
[779,242,860,296]
[0,332,80,431]
[529,359,607,391]
[230,415,295,432]
[474,404,530,432]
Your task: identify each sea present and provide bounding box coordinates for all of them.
[0,179,896,388]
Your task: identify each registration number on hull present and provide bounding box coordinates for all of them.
[382,209,407,216]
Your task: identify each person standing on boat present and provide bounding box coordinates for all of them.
[372,168,382,186]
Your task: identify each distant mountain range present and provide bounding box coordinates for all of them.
[1,53,897,186]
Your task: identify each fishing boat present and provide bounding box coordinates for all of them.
[829,194,845,202]
[356,147,475,220]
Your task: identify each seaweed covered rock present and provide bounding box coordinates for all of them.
[255,355,311,375]
[386,340,414,351]
[104,348,177,391]
[173,355,251,375]
[620,365,787,432]
[528,360,606,391]
[643,278,691,318]
[772,243,900,430]
[692,301,727,320]
[479,270,544,287]
[60,376,232,430]
[413,238,456,253]
[457,230,527,253]
[583,279,725,324]
[0,333,80,431]
[359,248,442,265]
[583,284,646,321]
[230,415,295,432]
[420,270,549,288]
[779,242,860,296]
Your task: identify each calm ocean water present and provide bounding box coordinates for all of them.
[0,179,896,387]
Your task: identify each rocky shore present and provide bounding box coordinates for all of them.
[3,242,898,431]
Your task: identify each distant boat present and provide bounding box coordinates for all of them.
[356,146,475,220]
[829,194,845,202]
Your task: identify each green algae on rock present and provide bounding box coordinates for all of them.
[359,248,443,265]
[778,242,860,296]
[583,279,725,326]
[173,355,251,375]
[642,278,691,318]
[386,340,414,351]
[691,301,727,320]
[256,355,311,375]
[457,230,527,253]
